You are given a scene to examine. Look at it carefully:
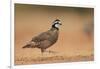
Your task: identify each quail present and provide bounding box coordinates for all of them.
[22,19,62,53]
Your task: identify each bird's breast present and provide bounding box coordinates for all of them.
[48,30,59,45]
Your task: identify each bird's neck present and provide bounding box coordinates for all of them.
[50,27,59,32]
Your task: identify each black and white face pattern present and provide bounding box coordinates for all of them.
[52,19,62,28]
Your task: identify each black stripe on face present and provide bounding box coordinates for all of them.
[54,23,62,25]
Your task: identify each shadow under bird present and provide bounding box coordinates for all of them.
[22,19,62,53]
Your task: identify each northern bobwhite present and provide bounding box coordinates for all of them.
[22,19,62,53]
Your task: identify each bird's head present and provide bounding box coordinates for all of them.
[52,19,62,29]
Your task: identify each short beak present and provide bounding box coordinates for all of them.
[60,23,62,25]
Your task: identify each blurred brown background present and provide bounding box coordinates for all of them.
[15,4,94,65]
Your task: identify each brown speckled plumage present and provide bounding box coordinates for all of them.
[23,19,61,53]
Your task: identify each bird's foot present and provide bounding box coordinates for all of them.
[47,50,58,54]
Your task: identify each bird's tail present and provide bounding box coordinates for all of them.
[22,44,32,48]
[22,41,35,48]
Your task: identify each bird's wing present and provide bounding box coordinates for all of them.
[23,31,52,48]
[31,31,51,42]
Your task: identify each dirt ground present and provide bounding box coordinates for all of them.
[15,4,94,65]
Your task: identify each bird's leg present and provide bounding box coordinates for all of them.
[41,49,45,55]
[48,50,58,53]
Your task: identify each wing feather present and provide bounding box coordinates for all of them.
[31,31,51,42]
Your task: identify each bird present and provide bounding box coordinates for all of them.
[22,19,62,54]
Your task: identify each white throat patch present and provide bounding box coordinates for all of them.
[55,24,60,28]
